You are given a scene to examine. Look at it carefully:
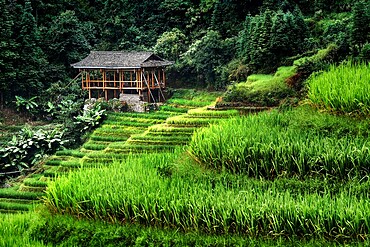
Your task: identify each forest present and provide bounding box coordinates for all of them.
[0,0,370,246]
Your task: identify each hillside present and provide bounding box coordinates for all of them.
[0,0,370,246]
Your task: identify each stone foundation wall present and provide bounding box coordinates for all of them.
[119,93,146,112]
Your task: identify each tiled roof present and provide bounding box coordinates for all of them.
[71,51,173,69]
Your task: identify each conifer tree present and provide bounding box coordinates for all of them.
[14,0,47,97]
[0,0,18,106]
[351,1,370,49]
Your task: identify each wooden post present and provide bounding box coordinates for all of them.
[103,70,106,90]
[119,70,122,92]
[158,69,161,86]
[130,71,132,87]
[114,70,116,88]
[151,70,154,88]
[162,70,166,88]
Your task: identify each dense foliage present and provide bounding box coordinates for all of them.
[0,0,368,104]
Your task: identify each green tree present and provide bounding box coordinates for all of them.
[238,8,308,72]
[42,10,91,81]
[181,30,225,88]
[0,0,18,106]
[13,0,47,97]
[153,28,187,61]
[351,1,370,50]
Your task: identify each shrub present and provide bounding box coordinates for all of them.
[222,66,296,106]
[0,126,66,175]
[294,43,340,77]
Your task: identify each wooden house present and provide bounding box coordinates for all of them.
[71,51,173,102]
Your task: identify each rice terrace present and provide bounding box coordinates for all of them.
[1,0,370,246]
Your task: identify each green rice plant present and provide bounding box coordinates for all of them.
[92,129,132,138]
[0,202,35,211]
[0,198,38,204]
[108,112,172,120]
[83,141,110,151]
[308,62,370,115]
[106,115,165,124]
[55,150,85,158]
[148,124,197,133]
[19,184,46,193]
[120,144,176,151]
[44,151,370,239]
[30,212,351,247]
[126,139,188,146]
[187,108,239,118]
[0,187,44,200]
[167,89,223,108]
[159,105,189,113]
[89,135,129,142]
[166,116,220,126]
[102,120,154,127]
[23,178,48,188]
[166,98,212,108]
[99,124,143,132]
[130,134,190,142]
[189,112,370,180]
[0,213,49,247]
[45,159,63,166]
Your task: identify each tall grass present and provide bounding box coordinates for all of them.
[0,213,49,247]
[189,110,370,180]
[308,62,370,115]
[44,151,370,239]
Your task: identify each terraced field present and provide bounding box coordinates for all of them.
[0,90,230,214]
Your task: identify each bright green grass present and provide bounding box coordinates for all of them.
[89,134,129,142]
[0,187,44,200]
[308,62,370,115]
[55,149,85,158]
[102,120,154,127]
[82,141,110,151]
[165,115,221,126]
[223,66,296,106]
[166,89,223,108]
[187,108,239,118]
[45,151,370,240]
[148,124,197,133]
[109,112,172,120]
[30,212,363,247]
[159,105,189,113]
[0,213,49,247]
[105,115,165,124]
[0,201,36,211]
